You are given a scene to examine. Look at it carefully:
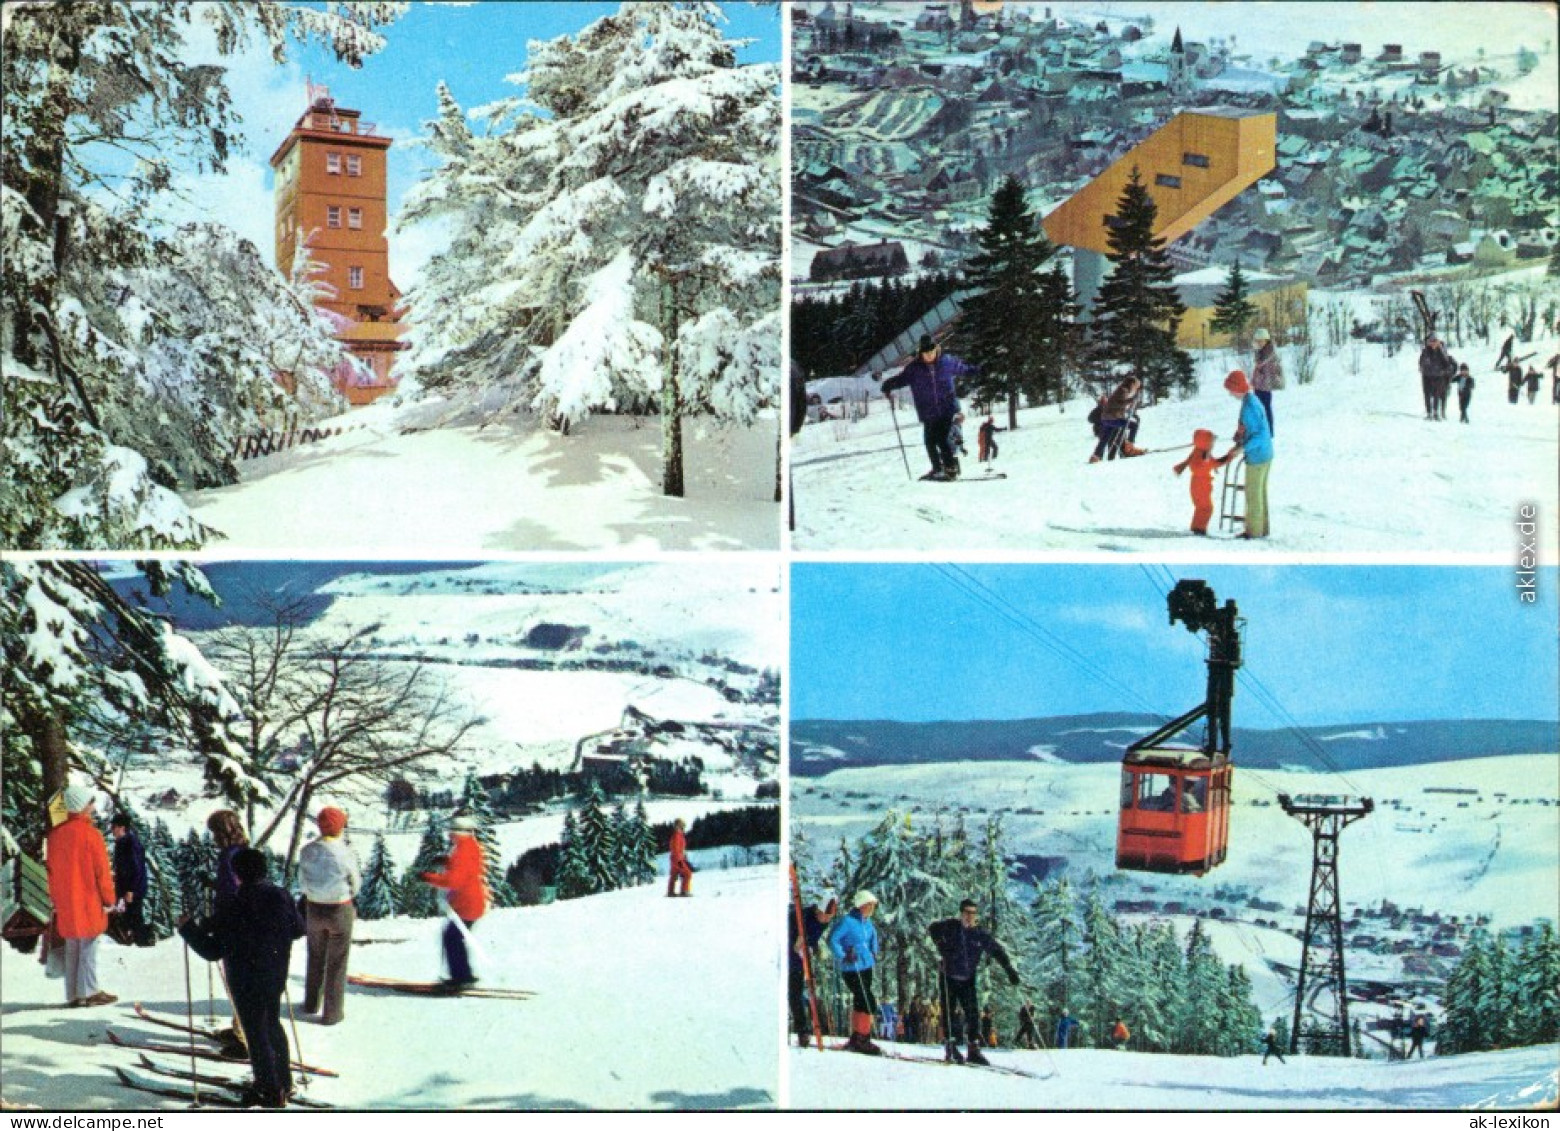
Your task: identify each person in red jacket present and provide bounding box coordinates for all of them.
[1172,428,1234,536]
[45,785,118,1007]
[422,816,489,989]
[667,817,693,898]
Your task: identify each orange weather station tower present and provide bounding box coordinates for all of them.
[270,84,407,406]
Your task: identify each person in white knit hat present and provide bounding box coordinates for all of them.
[45,785,118,1006]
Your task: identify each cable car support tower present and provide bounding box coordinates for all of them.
[1279,793,1373,1056]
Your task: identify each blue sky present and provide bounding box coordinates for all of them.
[143,2,780,287]
[791,564,1560,726]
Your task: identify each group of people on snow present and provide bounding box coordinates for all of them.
[39,785,493,1108]
[790,889,1147,1063]
[877,329,1281,540]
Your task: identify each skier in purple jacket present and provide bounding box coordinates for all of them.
[881,335,976,481]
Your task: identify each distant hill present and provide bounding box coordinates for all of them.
[790,714,1559,776]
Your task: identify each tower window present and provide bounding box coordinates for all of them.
[1155,173,1183,188]
[1183,152,1211,168]
[346,154,362,177]
[348,266,364,290]
[326,153,342,175]
[348,207,363,230]
[327,205,342,228]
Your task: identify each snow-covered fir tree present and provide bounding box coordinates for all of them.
[1,2,404,549]
[1090,166,1194,400]
[1030,877,1080,1021]
[555,809,592,900]
[629,801,658,886]
[399,1,780,497]
[1076,883,1127,1047]
[357,834,399,920]
[174,830,218,919]
[145,818,182,939]
[574,781,620,896]
[400,812,451,918]
[458,771,516,908]
[1,561,251,854]
[1208,260,1258,352]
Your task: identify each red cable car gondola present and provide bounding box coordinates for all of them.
[1116,580,1242,876]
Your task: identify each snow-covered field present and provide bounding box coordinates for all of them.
[189,406,782,552]
[788,1039,1559,1110]
[792,325,1560,558]
[792,754,1560,930]
[0,867,779,1111]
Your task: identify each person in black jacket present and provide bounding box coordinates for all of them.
[109,815,150,946]
[788,897,836,1047]
[179,848,305,1109]
[928,898,1020,1066]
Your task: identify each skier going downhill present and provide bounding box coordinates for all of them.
[880,335,975,481]
[421,815,489,989]
[927,898,1021,1066]
[829,890,883,1055]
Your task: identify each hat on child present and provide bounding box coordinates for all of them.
[1253,328,1271,343]
[1194,428,1215,448]
[451,815,480,832]
[853,889,879,909]
[63,785,94,813]
[1224,370,1251,395]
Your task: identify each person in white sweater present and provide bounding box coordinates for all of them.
[297,807,361,1025]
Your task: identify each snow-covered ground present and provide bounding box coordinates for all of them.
[792,323,1560,559]
[788,1039,1560,1110]
[0,866,779,1111]
[189,406,782,552]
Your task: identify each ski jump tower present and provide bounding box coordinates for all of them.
[1279,793,1374,1056]
[1042,109,1278,317]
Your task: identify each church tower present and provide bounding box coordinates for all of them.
[270,84,406,405]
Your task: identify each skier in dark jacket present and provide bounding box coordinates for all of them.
[179,848,305,1109]
[1261,1028,1287,1065]
[1089,378,1147,462]
[1455,364,1475,424]
[1013,1000,1042,1049]
[1418,334,1456,420]
[1408,1013,1429,1058]
[1525,366,1542,405]
[109,815,150,946]
[1505,360,1525,405]
[881,335,975,481]
[928,898,1020,1065]
[788,896,836,1046]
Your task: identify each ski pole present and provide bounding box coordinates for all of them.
[284,986,309,1094]
[183,942,201,1108]
[886,392,913,480]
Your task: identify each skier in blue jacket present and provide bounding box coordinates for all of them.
[880,335,976,481]
[1056,1009,1082,1049]
[1224,369,1273,539]
[829,890,883,1054]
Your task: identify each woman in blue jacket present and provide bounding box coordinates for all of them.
[1224,370,1273,539]
[829,890,883,1055]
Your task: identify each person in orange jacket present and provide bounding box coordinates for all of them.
[667,817,693,897]
[45,785,118,1007]
[1111,1018,1131,1049]
[422,816,488,988]
[1172,428,1234,536]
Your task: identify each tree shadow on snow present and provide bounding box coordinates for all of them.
[648,1086,774,1110]
[1049,524,1205,541]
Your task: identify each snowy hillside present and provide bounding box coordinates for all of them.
[0,867,779,1111]
[787,1040,1559,1110]
[791,754,1560,930]
[792,312,1560,557]
[189,403,782,552]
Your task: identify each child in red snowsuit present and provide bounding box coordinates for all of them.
[1173,429,1233,535]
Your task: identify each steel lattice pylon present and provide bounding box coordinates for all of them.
[1280,793,1373,1056]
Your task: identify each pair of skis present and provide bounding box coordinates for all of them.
[918,470,1008,482]
[346,972,535,999]
[116,1056,333,1109]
